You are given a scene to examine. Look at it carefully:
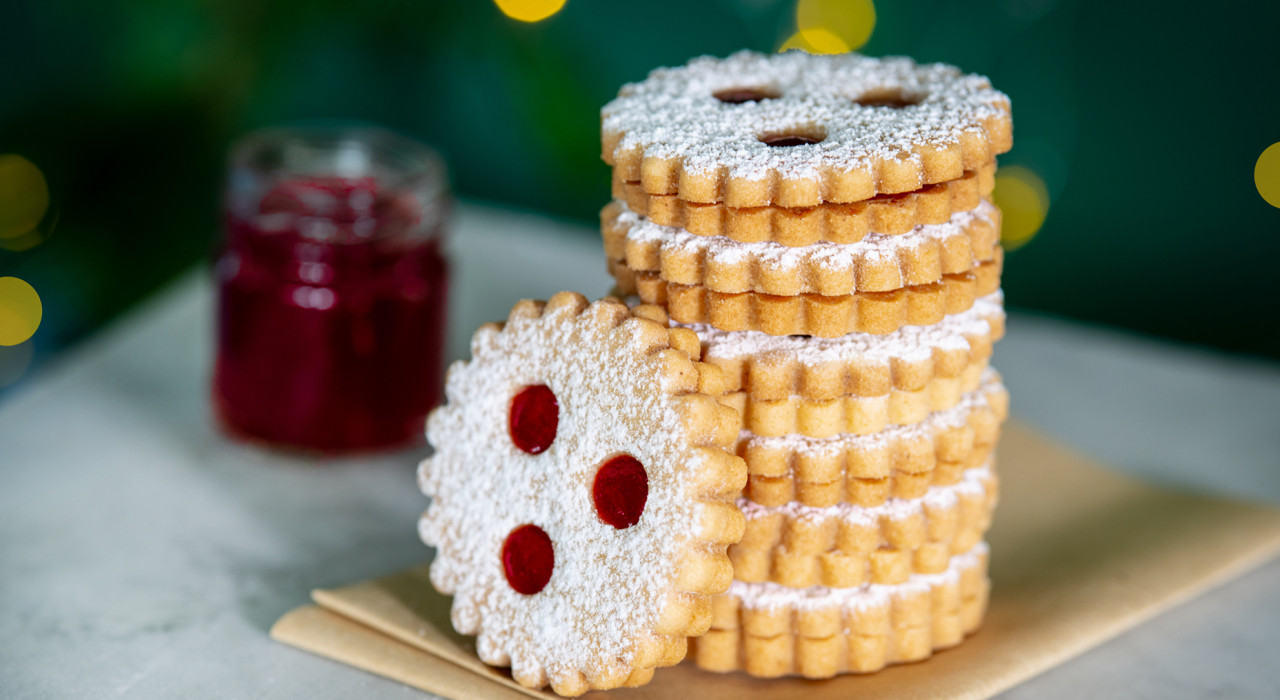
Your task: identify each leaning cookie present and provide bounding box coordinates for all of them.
[418,293,746,696]
[602,51,1012,207]
[692,544,990,678]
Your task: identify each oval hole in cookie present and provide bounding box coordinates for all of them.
[855,87,925,109]
[509,384,558,455]
[592,454,649,529]
[759,127,827,148]
[502,524,555,595]
[713,87,780,104]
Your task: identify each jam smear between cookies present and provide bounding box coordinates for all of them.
[502,524,555,595]
[593,454,649,529]
[509,384,559,454]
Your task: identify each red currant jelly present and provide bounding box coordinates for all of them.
[213,128,449,453]
[502,524,555,595]
[509,384,559,455]
[592,454,649,529]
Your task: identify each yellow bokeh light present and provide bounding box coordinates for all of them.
[494,0,567,23]
[0,155,49,241]
[0,277,42,346]
[779,27,850,55]
[992,166,1049,250]
[1255,142,1280,208]
[797,0,876,53]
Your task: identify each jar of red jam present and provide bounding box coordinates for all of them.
[213,127,449,453]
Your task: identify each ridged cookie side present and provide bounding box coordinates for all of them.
[602,199,1001,296]
[611,162,995,244]
[740,372,1008,508]
[635,293,1004,401]
[721,359,987,438]
[691,544,990,678]
[614,253,1002,337]
[731,465,997,588]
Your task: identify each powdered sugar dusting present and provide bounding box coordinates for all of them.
[689,292,1003,367]
[729,543,988,610]
[615,200,997,289]
[602,51,1009,181]
[418,302,711,681]
[738,463,992,528]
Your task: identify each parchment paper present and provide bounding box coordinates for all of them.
[271,420,1280,699]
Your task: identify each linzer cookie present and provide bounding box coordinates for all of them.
[676,292,1005,401]
[722,359,986,438]
[616,253,1002,337]
[612,162,996,245]
[693,544,990,678]
[732,464,996,588]
[603,200,1001,295]
[742,370,1008,508]
[601,51,1012,207]
[418,293,746,696]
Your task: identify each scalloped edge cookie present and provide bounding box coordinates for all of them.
[602,51,1012,207]
[731,464,996,588]
[613,252,1002,337]
[602,199,1001,295]
[648,292,1005,401]
[741,371,1008,507]
[612,162,996,245]
[418,292,746,696]
[691,544,990,678]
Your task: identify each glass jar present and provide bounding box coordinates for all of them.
[213,127,449,453]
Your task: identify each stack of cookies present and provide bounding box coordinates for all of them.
[601,51,1012,678]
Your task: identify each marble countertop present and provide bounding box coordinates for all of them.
[4,203,1280,698]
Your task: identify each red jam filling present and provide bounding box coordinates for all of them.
[502,524,554,595]
[592,455,649,529]
[509,384,558,455]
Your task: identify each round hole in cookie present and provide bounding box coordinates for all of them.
[759,127,827,148]
[501,524,554,595]
[592,454,649,529]
[855,87,925,109]
[509,384,558,455]
[713,87,780,104]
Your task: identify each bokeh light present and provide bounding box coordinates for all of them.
[0,277,43,347]
[779,27,849,55]
[796,0,875,52]
[992,165,1049,250]
[1254,142,1280,208]
[0,155,50,243]
[494,0,567,23]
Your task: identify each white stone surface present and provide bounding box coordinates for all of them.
[2,202,1279,698]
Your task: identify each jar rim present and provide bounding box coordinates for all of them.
[229,125,446,198]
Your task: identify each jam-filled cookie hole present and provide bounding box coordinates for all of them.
[713,87,780,104]
[509,384,558,455]
[759,126,827,148]
[855,87,925,109]
[592,454,649,529]
[501,524,554,595]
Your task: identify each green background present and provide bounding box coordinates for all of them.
[2,0,1278,389]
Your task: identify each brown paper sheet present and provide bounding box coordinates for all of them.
[271,420,1280,699]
